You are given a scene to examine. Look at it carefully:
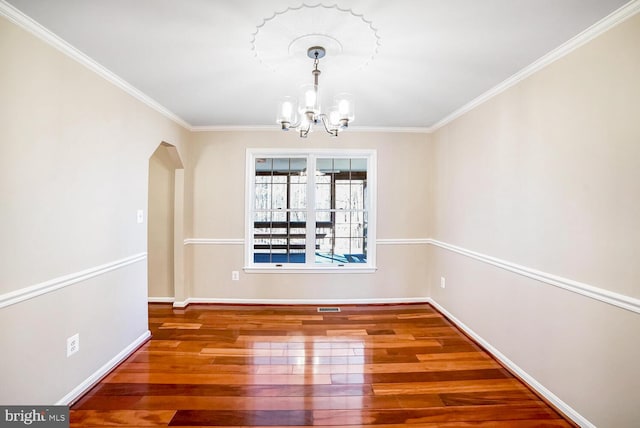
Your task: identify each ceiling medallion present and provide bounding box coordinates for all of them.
[250,3,381,73]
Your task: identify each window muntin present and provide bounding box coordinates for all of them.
[246,150,376,270]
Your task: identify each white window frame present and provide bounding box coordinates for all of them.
[244,148,377,273]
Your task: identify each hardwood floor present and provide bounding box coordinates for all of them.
[71,303,576,427]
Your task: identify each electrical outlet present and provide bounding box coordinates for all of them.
[67,334,79,357]
[440,277,446,289]
[136,209,144,224]
[231,271,240,281]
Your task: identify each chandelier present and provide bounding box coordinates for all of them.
[277,46,354,138]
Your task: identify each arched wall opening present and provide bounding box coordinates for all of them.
[147,142,184,301]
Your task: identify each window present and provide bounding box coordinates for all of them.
[245,149,376,271]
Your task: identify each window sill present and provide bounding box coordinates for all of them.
[243,266,377,274]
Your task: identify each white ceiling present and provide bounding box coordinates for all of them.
[4,0,632,130]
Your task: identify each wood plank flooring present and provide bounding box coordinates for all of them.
[71,303,576,427]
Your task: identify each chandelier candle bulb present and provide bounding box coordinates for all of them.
[335,92,355,125]
[277,96,298,129]
[300,83,320,115]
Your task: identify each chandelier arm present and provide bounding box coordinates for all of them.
[299,120,312,138]
[319,114,339,137]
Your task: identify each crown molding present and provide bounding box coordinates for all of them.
[3,0,637,135]
[349,126,434,134]
[190,125,433,134]
[430,0,640,132]
[0,0,192,130]
[190,125,278,132]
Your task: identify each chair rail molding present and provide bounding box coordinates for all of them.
[182,236,639,313]
[429,239,640,314]
[0,253,147,309]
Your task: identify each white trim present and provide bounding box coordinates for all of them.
[0,1,191,130]
[430,0,640,132]
[191,125,278,132]
[243,266,377,274]
[184,238,244,245]
[0,253,147,309]
[57,330,151,405]
[186,238,430,246]
[348,126,433,134]
[429,239,640,315]
[148,297,175,303]
[173,297,428,308]
[428,298,593,428]
[190,125,432,134]
[180,236,639,313]
[377,238,431,245]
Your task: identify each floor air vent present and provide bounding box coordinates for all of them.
[317,307,341,313]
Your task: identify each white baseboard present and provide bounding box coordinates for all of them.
[148,297,175,303]
[427,298,593,428]
[173,296,429,308]
[57,330,151,405]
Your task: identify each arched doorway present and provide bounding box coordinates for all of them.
[147,142,184,302]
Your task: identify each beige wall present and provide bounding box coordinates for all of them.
[186,130,432,301]
[430,13,640,427]
[2,3,638,425]
[0,15,188,403]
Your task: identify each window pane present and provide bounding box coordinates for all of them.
[254,183,271,210]
[316,211,331,223]
[250,152,372,267]
[335,183,350,210]
[316,158,333,175]
[333,158,351,172]
[313,158,368,265]
[252,157,307,264]
[351,158,367,171]
[255,158,272,172]
[272,183,287,209]
[315,183,331,209]
[272,210,286,222]
[289,158,306,173]
[272,158,290,172]
[290,183,306,209]
[350,180,365,209]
